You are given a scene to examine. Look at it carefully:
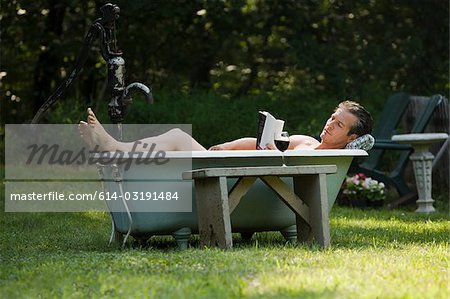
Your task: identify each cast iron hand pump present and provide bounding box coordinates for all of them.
[31,3,153,139]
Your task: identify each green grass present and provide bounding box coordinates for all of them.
[1,185,449,298]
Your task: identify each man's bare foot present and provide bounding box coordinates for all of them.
[78,108,119,151]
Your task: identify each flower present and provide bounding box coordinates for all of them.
[342,173,386,202]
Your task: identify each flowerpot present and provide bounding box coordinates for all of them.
[368,200,384,208]
[349,197,368,209]
[337,196,351,206]
[337,196,368,208]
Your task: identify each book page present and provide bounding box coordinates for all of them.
[273,120,284,140]
[256,111,284,149]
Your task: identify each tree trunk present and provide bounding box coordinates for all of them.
[32,1,65,115]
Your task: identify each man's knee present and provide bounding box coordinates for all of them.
[168,128,186,137]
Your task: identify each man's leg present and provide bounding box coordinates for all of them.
[79,108,206,151]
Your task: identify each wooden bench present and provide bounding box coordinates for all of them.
[182,165,337,249]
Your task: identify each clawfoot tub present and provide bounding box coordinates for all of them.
[95,149,367,248]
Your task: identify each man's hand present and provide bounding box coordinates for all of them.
[264,143,277,150]
[208,143,229,150]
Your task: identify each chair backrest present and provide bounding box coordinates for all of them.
[361,92,410,169]
[373,92,411,139]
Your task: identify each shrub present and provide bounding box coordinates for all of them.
[343,173,386,203]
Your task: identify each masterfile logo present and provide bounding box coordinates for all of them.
[4,124,193,212]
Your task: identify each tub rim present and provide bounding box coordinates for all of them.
[91,149,368,159]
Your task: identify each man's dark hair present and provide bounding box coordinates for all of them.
[337,101,373,137]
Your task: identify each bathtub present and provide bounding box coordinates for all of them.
[96,149,367,248]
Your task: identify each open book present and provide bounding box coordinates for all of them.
[256,111,285,149]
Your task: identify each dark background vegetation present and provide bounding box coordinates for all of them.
[1,0,449,198]
[2,0,449,143]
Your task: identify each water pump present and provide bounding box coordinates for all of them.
[31,3,153,140]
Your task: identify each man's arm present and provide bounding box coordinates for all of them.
[209,135,320,150]
[209,137,257,150]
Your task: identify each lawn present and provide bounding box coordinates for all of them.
[0,186,449,298]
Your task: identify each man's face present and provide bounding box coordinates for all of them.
[320,108,358,148]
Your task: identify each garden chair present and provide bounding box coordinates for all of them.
[349,93,444,198]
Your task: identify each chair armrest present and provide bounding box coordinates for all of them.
[373,140,413,150]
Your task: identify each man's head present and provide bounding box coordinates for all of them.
[319,100,373,149]
[338,100,373,137]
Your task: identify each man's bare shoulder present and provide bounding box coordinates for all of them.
[289,135,320,149]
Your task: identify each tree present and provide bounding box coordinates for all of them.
[1,0,448,124]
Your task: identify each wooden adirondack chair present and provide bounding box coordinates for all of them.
[349,93,444,198]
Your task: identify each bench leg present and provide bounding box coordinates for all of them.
[294,174,330,248]
[194,177,233,249]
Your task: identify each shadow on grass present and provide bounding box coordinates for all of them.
[1,188,449,254]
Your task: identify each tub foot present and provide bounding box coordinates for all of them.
[240,232,254,241]
[280,225,297,244]
[112,230,124,245]
[134,237,150,247]
[172,227,192,250]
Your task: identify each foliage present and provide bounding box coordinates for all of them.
[0,0,448,124]
[41,83,391,149]
[343,173,386,202]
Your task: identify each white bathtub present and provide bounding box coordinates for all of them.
[96,149,367,248]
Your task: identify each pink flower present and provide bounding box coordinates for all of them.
[357,173,366,180]
[342,173,386,202]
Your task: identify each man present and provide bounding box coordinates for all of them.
[79,101,373,151]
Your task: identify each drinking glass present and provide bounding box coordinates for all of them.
[274,131,290,166]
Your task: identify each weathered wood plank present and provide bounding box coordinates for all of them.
[228,177,257,214]
[260,176,310,224]
[183,165,337,179]
[294,174,330,248]
[194,177,232,249]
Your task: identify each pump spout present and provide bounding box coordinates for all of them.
[108,82,153,126]
[122,82,153,105]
